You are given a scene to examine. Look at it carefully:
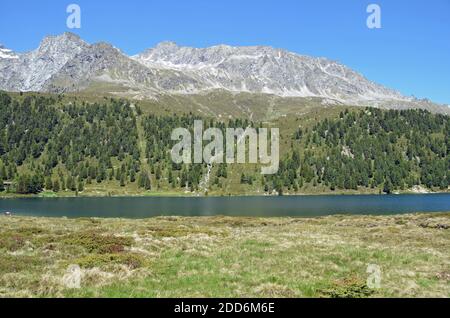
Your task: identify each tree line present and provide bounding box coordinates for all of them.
[0,91,448,195]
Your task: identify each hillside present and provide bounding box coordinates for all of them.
[0,91,448,197]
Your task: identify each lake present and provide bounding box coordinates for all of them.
[0,194,449,218]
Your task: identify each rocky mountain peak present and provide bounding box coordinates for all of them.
[37,32,87,54]
[155,41,179,50]
[0,33,448,115]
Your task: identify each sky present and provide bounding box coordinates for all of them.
[0,0,449,104]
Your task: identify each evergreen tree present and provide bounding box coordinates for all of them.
[53,179,60,192]
[78,179,84,192]
[138,171,151,190]
[45,176,53,190]
[383,179,393,194]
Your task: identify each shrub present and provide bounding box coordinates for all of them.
[61,231,134,254]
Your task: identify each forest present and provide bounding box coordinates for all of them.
[0,91,448,195]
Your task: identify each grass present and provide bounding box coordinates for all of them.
[0,213,449,298]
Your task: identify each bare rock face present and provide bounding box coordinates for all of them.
[43,42,204,95]
[0,33,89,91]
[133,42,405,103]
[0,33,448,115]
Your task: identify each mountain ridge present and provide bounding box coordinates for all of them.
[0,32,449,115]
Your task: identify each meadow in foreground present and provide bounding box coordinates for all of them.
[0,213,449,298]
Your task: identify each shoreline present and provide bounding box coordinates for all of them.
[0,189,449,200]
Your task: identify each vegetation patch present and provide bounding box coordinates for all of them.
[0,254,44,273]
[72,253,148,269]
[206,216,285,227]
[0,227,50,251]
[0,232,26,251]
[418,222,449,230]
[319,277,374,298]
[142,225,222,238]
[61,231,134,254]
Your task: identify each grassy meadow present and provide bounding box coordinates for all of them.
[0,212,449,298]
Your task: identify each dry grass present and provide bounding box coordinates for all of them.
[0,213,449,298]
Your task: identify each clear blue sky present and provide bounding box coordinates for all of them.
[1,0,449,104]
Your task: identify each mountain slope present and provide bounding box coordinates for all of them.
[133,41,405,103]
[0,33,89,91]
[42,42,203,95]
[0,32,448,115]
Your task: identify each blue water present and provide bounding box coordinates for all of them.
[0,194,449,218]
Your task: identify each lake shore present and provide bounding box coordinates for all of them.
[1,186,449,199]
[1,213,449,297]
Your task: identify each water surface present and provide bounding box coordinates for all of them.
[0,194,449,218]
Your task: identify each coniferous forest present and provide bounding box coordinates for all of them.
[0,91,448,196]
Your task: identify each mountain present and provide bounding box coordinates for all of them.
[0,32,448,114]
[42,41,201,94]
[0,33,89,91]
[133,41,406,102]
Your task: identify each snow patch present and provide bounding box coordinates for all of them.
[0,49,18,59]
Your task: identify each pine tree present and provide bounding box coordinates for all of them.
[67,176,77,191]
[383,179,393,194]
[120,174,126,187]
[138,171,151,190]
[53,179,60,192]
[45,176,53,190]
[78,179,84,192]
[0,163,6,180]
[60,176,66,191]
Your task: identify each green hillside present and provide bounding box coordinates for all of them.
[0,91,448,197]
